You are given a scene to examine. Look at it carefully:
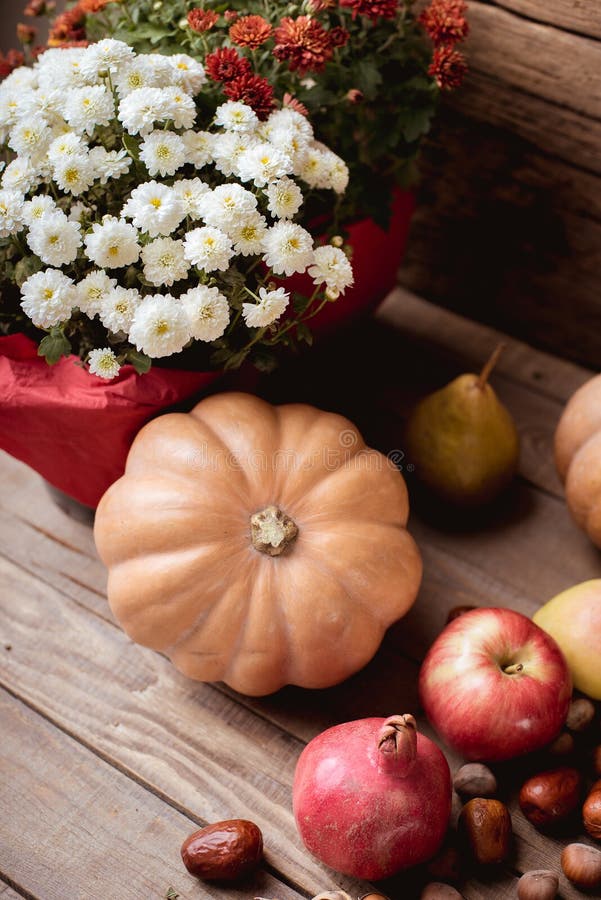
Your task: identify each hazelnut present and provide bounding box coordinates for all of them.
[313,894,353,900]
[359,895,390,900]
[453,763,497,798]
[516,869,558,900]
[427,844,462,884]
[518,767,582,830]
[566,697,595,732]
[593,744,601,777]
[560,842,601,888]
[583,778,601,841]
[181,819,263,881]
[547,732,575,757]
[446,605,477,624]
[420,884,462,900]
[458,798,512,865]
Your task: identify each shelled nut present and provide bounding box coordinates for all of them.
[566,697,596,732]
[583,778,601,840]
[547,732,575,757]
[453,763,497,798]
[560,843,601,888]
[420,883,462,900]
[518,767,582,830]
[458,798,512,865]
[516,869,558,900]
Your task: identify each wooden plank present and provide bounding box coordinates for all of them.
[0,689,305,900]
[0,886,28,900]
[490,0,601,40]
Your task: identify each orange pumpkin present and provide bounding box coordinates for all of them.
[555,374,601,549]
[94,392,422,696]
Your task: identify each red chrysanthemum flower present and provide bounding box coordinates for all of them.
[306,0,337,10]
[205,47,252,83]
[24,0,54,16]
[79,0,118,12]
[187,8,219,33]
[340,0,399,22]
[48,8,86,46]
[420,0,469,45]
[428,44,467,89]
[273,16,334,75]
[329,26,350,48]
[0,49,25,79]
[229,14,273,50]
[224,10,238,22]
[223,72,275,120]
[283,92,309,117]
[17,23,37,44]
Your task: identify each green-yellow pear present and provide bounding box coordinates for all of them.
[533,579,601,700]
[405,345,520,507]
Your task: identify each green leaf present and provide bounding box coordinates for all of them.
[14,255,43,287]
[354,61,383,101]
[38,328,71,366]
[252,347,278,373]
[122,133,140,161]
[126,349,152,374]
[292,292,312,315]
[402,108,434,143]
[296,322,313,346]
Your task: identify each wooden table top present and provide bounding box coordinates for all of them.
[1,288,600,900]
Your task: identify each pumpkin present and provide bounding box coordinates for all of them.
[555,374,601,549]
[94,392,422,696]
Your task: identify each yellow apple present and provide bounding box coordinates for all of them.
[533,580,601,700]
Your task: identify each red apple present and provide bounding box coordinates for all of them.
[419,608,572,762]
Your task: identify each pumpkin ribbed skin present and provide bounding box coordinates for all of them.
[94,392,422,696]
[555,374,601,549]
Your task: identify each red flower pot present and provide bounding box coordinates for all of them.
[0,190,414,508]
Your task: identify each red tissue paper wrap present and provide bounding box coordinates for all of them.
[0,190,414,508]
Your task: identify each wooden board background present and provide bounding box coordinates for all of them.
[403,0,601,369]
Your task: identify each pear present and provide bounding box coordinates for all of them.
[533,579,601,700]
[405,345,519,507]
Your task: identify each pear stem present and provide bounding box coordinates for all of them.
[477,342,506,390]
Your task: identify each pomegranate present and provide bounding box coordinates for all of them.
[293,714,452,880]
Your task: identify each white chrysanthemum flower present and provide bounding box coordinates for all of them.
[159,86,197,130]
[230,212,268,256]
[168,54,206,95]
[144,55,176,88]
[215,101,259,133]
[308,245,354,294]
[173,177,209,219]
[181,130,214,168]
[198,183,258,230]
[63,85,115,136]
[8,118,52,159]
[235,142,293,188]
[2,158,40,194]
[27,212,82,267]
[23,195,57,226]
[20,268,75,328]
[264,108,313,142]
[19,88,64,123]
[52,154,95,197]
[36,48,89,92]
[88,347,121,380]
[141,237,190,287]
[211,131,259,178]
[182,285,230,342]
[183,226,234,273]
[47,131,87,163]
[0,65,38,96]
[79,39,134,79]
[265,177,303,220]
[324,152,350,194]
[122,181,185,237]
[0,189,25,238]
[139,130,186,177]
[75,270,117,317]
[242,287,289,328]
[298,145,332,189]
[88,147,132,185]
[99,285,140,333]
[68,201,92,223]
[267,126,309,172]
[114,56,162,97]
[129,293,190,357]
[118,87,169,135]
[262,221,314,276]
[84,216,140,268]
[0,92,24,138]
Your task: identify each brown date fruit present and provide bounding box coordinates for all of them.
[561,843,601,889]
[583,778,601,841]
[181,819,263,881]
[517,869,558,900]
[518,767,581,831]
[458,798,512,865]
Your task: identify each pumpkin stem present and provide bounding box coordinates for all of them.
[250,505,299,557]
[376,714,418,778]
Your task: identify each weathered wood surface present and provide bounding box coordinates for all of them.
[1,291,601,899]
[405,1,601,369]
